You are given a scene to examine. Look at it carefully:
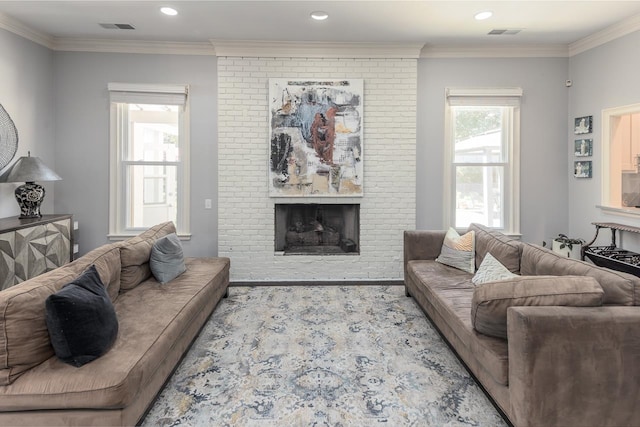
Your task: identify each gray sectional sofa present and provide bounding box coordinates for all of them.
[404,223,640,427]
[0,221,230,426]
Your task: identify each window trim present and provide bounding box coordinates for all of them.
[599,102,640,218]
[108,83,191,240]
[443,87,521,235]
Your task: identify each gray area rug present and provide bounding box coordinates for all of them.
[142,285,507,426]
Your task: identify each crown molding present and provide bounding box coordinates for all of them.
[51,38,215,55]
[421,43,569,58]
[0,12,54,48]
[2,7,639,59]
[569,12,640,56]
[210,40,424,58]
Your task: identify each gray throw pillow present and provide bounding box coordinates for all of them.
[150,233,186,284]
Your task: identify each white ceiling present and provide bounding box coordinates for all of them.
[1,1,640,51]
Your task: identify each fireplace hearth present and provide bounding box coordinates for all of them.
[275,204,359,255]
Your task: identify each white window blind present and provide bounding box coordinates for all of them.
[108,83,188,105]
[446,87,523,107]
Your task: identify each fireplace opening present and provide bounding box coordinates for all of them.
[275,204,360,255]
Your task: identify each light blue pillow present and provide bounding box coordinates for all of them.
[150,233,186,284]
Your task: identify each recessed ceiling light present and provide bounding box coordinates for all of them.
[160,7,178,16]
[474,11,493,21]
[310,11,329,21]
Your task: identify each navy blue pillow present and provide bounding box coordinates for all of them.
[45,265,119,367]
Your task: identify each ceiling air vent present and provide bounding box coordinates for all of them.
[99,23,135,30]
[488,29,522,35]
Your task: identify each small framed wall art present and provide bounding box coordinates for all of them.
[574,160,592,178]
[574,116,593,134]
[574,139,593,157]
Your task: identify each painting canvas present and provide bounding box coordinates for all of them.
[574,115,593,134]
[574,160,592,178]
[269,79,363,197]
[574,139,593,157]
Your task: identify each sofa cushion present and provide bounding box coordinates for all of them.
[468,223,522,273]
[435,228,475,273]
[406,260,509,386]
[119,221,176,291]
[150,233,187,284]
[471,275,604,339]
[66,242,121,301]
[521,243,640,306]
[0,268,77,385]
[45,265,119,367]
[472,253,518,285]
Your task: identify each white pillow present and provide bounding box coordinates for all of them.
[435,228,475,274]
[472,252,518,285]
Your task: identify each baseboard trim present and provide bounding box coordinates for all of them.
[230,280,404,287]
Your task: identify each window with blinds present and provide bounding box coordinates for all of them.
[444,88,522,235]
[108,83,190,238]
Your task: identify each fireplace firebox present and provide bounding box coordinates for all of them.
[275,204,359,255]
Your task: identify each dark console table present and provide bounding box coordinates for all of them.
[0,214,73,290]
[582,222,640,277]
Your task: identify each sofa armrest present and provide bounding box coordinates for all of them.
[403,230,446,293]
[507,306,640,427]
[404,230,446,263]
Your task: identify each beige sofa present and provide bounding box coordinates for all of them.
[404,223,640,427]
[0,221,230,426]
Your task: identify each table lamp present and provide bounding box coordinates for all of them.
[0,151,62,218]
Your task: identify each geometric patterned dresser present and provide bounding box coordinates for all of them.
[0,214,73,290]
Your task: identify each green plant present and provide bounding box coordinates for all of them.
[554,233,585,250]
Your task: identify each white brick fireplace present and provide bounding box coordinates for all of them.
[217,44,418,282]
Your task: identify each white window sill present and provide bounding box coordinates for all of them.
[596,205,640,218]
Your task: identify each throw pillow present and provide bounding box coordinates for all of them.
[472,253,518,285]
[435,228,476,274]
[150,232,187,284]
[471,275,604,339]
[45,265,119,367]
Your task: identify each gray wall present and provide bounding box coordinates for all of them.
[53,52,218,256]
[0,29,54,218]
[7,24,639,256]
[417,57,570,245]
[568,30,640,249]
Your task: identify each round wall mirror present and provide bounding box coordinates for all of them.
[0,104,18,171]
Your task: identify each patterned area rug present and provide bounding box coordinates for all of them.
[142,286,507,426]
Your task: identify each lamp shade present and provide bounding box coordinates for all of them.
[0,152,61,183]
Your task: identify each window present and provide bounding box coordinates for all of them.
[444,88,522,235]
[601,103,640,214]
[108,83,190,238]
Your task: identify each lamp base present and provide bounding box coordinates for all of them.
[15,182,45,219]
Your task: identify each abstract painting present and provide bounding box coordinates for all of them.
[269,79,363,197]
